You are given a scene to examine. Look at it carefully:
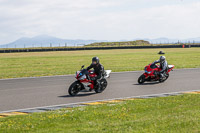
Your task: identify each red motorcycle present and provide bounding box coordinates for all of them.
[68,65,111,96]
[138,63,174,84]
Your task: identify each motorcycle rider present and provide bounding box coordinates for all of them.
[152,56,168,79]
[87,57,104,91]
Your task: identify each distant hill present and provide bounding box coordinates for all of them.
[1,35,200,48]
[0,35,103,48]
[87,40,150,46]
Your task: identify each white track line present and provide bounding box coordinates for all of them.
[0,89,199,113]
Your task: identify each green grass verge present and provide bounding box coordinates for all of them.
[0,48,200,79]
[0,94,199,132]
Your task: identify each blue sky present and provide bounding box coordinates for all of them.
[0,0,200,44]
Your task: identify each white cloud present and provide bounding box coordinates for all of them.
[0,0,200,44]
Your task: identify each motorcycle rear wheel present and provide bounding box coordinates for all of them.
[159,73,169,83]
[95,78,107,93]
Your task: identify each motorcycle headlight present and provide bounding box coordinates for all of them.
[147,71,152,74]
[145,69,152,74]
[78,75,86,80]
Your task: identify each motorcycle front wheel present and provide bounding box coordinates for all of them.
[68,81,82,96]
[138,74,146,84]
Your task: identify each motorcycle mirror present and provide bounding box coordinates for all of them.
[81,65,85,69]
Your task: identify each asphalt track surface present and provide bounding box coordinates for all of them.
[0,68,200,112]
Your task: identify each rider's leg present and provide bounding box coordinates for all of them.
[160,69,167,79]
[95,78,102,91]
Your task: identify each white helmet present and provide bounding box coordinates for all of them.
[160,56,166,63]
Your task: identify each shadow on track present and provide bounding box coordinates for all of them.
[133,82,160,85]
[58,92,97,98]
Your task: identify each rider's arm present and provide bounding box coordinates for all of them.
[152,60,159,65]
[86,64,93,70]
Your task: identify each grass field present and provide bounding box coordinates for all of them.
[0,94,199,132]
[0,48,200,79]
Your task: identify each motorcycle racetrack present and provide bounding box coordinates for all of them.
[0,68,199,112]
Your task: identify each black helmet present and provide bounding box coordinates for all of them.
[92,57,99,64]
[160,56,166,63]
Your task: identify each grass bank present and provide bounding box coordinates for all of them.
[0,94,199,132]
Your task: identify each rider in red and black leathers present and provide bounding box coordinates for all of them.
[87,57,104,90]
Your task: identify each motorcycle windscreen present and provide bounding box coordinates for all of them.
[81,69,89,75]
